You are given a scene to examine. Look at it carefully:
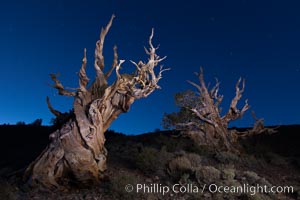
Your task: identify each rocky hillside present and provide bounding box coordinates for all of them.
[0,125,299,199]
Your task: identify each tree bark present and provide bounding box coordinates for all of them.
[23,15,169,189]
[170,68,276,151]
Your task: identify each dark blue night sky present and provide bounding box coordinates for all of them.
[1,0,300,134]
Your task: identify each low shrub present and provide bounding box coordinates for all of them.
[168,156,193,181]
[195,166,221,184]
[214,151,240,165]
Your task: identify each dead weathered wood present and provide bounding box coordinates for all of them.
[171,68,276,151]
[23,15,169,189]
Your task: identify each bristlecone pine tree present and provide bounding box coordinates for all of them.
[23,15,169,189]
[163,68,275,151]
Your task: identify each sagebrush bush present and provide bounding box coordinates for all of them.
[195,166,221,184]
[134,146,173,177]
[135,147,158,172]
[237,171,272,187]
[108,173,143,200]
[185,153,202,167]
[221,168,236,180]
[168,156,193,181]
[214,151,240,165]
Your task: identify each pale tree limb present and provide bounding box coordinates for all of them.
[129,28,169,98]
[210,78,220,99]
[190,108,218,127]
[250,111,278,134]
[187,80,203,94]
[105,45,118,79]
[130,60,141,71]
[198,67,209,94]
[156,65,171,86]
[50,74,76,96]
[187,68,222,124]
[240,99,250,116]
[209,78,224,110]
[88,14,117,97]
[188,67,213,105]
[94,14,115,75]
[223,78,249,123]
[116,59,125,80]
[233,111,278,138]
[78,48,89,92]
[46,96,62,117]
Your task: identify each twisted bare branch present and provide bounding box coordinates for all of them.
[50,74,76,96]
[46,96,62,117]
[128,28,170,98]
[190,108,218,127]
[94,14,115,76]
[78,48,89,92]
[105,45,118,79]
[223,78,249,122]
[115,59,125,80]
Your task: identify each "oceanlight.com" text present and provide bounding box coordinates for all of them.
[125,183,294,196]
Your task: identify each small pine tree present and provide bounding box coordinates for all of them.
[30,118,43,126]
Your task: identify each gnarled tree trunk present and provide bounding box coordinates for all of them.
[165,68,275,152]
[23,15,169,189]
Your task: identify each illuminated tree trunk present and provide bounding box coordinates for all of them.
[165,68,275,151]
[23,15,169,189]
